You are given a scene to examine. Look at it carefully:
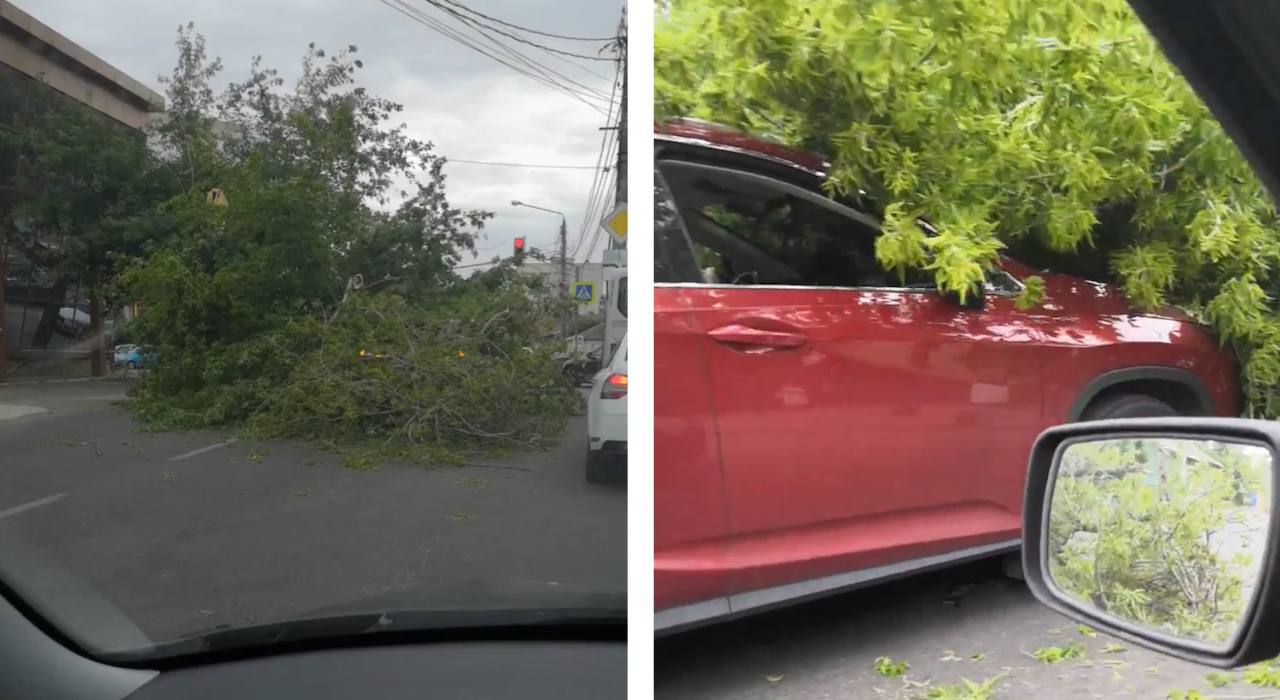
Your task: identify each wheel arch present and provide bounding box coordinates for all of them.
[1067,366,1214,421]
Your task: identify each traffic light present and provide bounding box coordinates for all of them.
[513,236,526,265]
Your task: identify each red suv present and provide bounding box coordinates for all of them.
[653,118,1240,632]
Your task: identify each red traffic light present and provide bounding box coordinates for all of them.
[513,237,526,253]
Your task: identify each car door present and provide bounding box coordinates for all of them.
[653,168,735,626]
[658,158,1043,605]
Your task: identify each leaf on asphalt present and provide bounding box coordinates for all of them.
[1244,661,1280,688]
[1102,643,1126,654]
[874,656,909,678]
[1102,660,1128,669]
[969,652,986,661]
[764,674,784,683]
[1032,643,1085,664]
[941,650,962,662]
[1078,624,1097,637]
[1145,666,1161,676]
[1204,671,1233,688]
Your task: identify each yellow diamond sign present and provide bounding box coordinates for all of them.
[601,203,626,244]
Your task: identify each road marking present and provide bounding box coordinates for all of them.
[169,439,238,462]
[0,493,68,520]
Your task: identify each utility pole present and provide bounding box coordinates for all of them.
[610,13,627,250]
[558,215,569,338]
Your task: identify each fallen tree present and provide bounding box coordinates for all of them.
[120,28,578,463]
[657,0,1280,416]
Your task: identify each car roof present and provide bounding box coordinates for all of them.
[656,118,829,179]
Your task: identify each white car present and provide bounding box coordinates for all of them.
[586,333,626,484]
[57,306,90,337]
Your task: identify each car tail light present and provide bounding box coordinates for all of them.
[601,373,627,399]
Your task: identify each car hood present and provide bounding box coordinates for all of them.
[1127,2,1280,205]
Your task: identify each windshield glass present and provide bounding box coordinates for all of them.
[0,0,625,662]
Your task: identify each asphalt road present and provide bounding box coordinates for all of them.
[0,379,624,650]
[656,559,1272,700]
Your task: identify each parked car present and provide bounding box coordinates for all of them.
[112,344,138,366]
[56,306,90,338]
[653,119,1240,632]
[586,333,627,484]
[121,345,156,370]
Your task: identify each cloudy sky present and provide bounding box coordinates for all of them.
[27,0,623,270]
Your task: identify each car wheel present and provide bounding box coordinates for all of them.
[586,447,621,485]
[1082,393,1179,421]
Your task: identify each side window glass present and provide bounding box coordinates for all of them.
[617,276,627,317]
[654,170,702,283]
[659,162,923,288]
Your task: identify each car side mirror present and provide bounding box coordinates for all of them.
[1022,418,1280,667]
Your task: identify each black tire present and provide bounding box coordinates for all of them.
[1081,393,1179,421]
[585,448,623,485]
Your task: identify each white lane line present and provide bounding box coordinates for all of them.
[0,493,68,520]
[169,439,238,462]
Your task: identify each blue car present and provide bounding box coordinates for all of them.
[121,345,156,369]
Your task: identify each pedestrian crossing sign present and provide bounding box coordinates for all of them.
[573,282,595,303]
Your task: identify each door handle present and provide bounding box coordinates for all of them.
[707,324,806,349]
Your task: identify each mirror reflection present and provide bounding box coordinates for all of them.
[1047,436,1273,646]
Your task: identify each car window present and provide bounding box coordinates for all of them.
[616,276,627,317]
[654,168,702,283]
[659,160,931,289]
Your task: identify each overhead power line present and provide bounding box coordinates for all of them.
[413,0,615,100]
[378,0,612,115]
[437,0,617,42]
[426,0,616,61]
[445,158,608,170]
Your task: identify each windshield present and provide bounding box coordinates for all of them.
[0,0,625,662]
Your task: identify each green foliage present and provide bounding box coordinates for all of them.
[1032,643,1084,663]
[1204,671,1234,688]
[1048,438,1268,643]
[87,27,569,462]
[657,0,1280,415]
[1245,661,1280,688]
[925,675,1004,700]
[874,656,909,678]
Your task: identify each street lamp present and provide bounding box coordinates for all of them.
[511,200,571,338]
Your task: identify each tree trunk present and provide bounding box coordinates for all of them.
[88,266,104,378]
[31,278,66,348]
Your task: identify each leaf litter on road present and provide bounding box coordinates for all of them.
[1029,643,1085,664]
[875,656,910,678]
[924,674,1006,700]
[763,674,784,683]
